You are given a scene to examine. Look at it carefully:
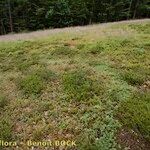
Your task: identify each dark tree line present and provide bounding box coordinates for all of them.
[0,0,150,35]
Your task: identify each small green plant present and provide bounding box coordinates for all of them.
[16,54,39,72]
[18,67,57,97]
[34,68,56,81]
[32,129,44,141]
[17,59,38,71]
[78,107,120,150]
[63,70,104,101]
[0,96,8,109]
[117,92,150,140]
[32,126,50,141]
[122,69,145,85]
[77,44,85,50]
[37,101,53,112]
[86,43,105,54]
[19,75,44,97]
[51,46,76,56]
[0,118,12,141]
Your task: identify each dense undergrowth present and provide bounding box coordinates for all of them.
[0,20,150,150]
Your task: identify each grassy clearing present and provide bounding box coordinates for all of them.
[0,20,150,150]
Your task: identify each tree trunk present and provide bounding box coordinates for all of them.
[133,0,139,19]
[8,0,13,32]
[0,19,6,35]
[0,20,2,35]
[128,0,133,19]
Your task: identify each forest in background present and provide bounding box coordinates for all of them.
[0,0,150,35]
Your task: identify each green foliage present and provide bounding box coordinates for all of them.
[18,67,56,97]
[76,95,121,149]
[0,118,12,141]
[118,92,150,140]
[17,59,39,72]
[63,70,104,101]
[0,20,149,150]
[34,68,57,81]
[37,101,53,112]
[0,0,149,35]
[19,75,44,97]
[122,69,145,85]
[78,114,120,150]
[16,55,39,72]
[84,38,134,55]
[46,0,72,27]
[0,95,8,109]
[51,46,76,57]
[0,43,40,72]
[32,129,44,141]
[86,43,105,54]
[128,24,150,34]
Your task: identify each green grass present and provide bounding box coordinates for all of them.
[63,70,105,102]
[0,118,12,141]
[0,95,8,109]
[128,23,150,34]
[121,69,146,85]
[19,74,44,97]
[117,92,150,140]
[51,45,77,57]
[0,20,149,150]
[18,67,56,98]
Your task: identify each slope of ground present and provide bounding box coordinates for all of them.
[0,19,150,150]
[0,19,149,42]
